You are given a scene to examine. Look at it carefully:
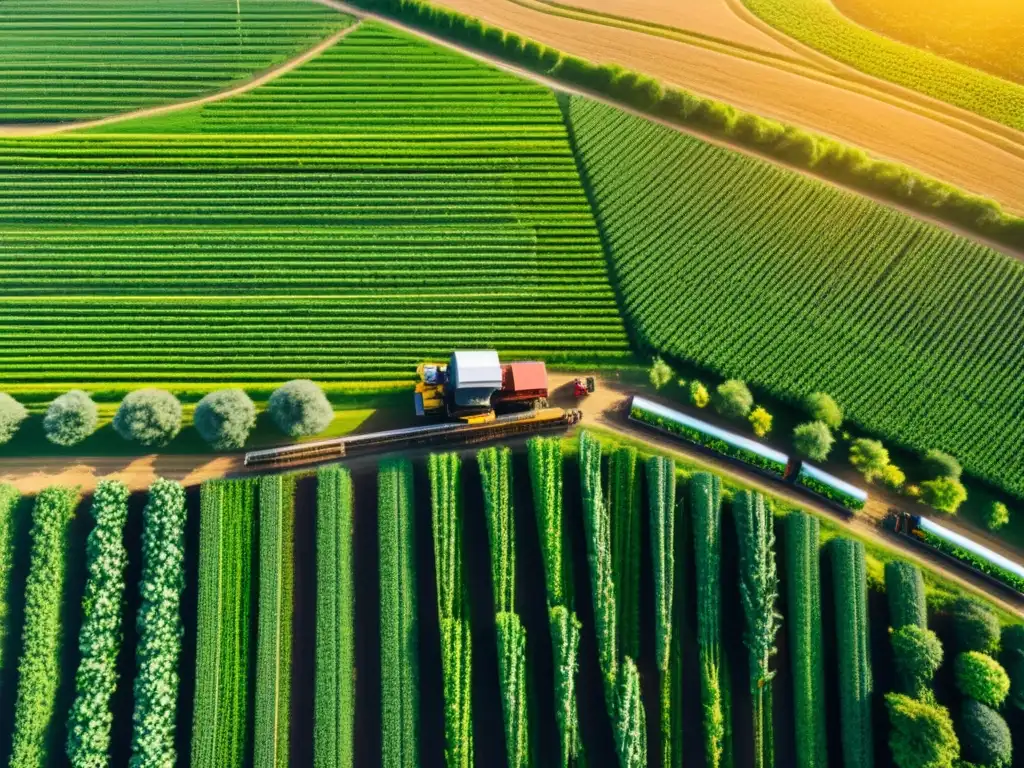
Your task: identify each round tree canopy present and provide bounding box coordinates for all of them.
[43,389,99,447]
[268,379,333,438]
[0,392,28,445]
[113,388,183,447]
[194,389,257,450]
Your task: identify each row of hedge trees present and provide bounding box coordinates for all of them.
[0,380,335,451]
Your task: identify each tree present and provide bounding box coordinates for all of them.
[792,421,834,462]
[884,693,958,768]
[921,450,962,481]
[879,464,906,491]
[113,389,182,447]
[891,625,943,698]
[849,438,890,481]
[803,392,843,429]
[268,380,334,437]
[986,502,1009,531]
[920,477,967,514]
[955,651,1010,709]
[0,393,27,444]
[948,598,1000,655]
[193,389,256,450]
[689,380,709,409]
[43,389,98,447]
[713,380,753,419]
[958,699,1011,768]
[747,406,772,438]
[648,357,673,390]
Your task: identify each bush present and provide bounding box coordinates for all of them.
[648,357,673,390]
[713,379,753,419]
[891,625,943,698]
[0,393,27,444]
[986,502,1010,531]
[849,439,890,481]
[689,380,709,408]
[955,651,1010,709]
[1003,625,1024,710]
[793,421,834,462]
[747,406,772,438]
[44,390,99,446]
[958,699,1011,768]
[920,477,967,514]
[884,693,959,768]
[803,392,843,429]
[922,449,962,481]
[885,561,927,630]
[948,598,1000,655]
[113,389,182,447]
[194,389,256,450]
[268,380,334,437]
[879,464,906,491]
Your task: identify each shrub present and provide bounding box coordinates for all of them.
[890,625,943,698]
[948,598,1000,655]
[44,390,98,446]
[884,693,958,768]
[879,464,906,491]
[713,380,753,419]
[849,438,890,481]
[0,392,27,444]
[955,651,1010,709]
[922,450,962,481]
[986,501,1010,531]
[803,392,843,429]
[920,477,967,514]
[885,561,927,630]
[268,380,333,437]
[793,421,834,462]
[748,407,772,438]
[689,380,709,408]
[648,357,673,390]
[113,389,182,447]
[1003,625,1024,710]
[194,389,256,450]
[958,699,1011,768]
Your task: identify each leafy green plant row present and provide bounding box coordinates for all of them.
[379,459,419,768]
[0,484,18,680]
[429,453,473,768]
[784,512,828,768]
[646,456,676,768]
[67,480,131,768]
[130,478,188,768]
[884,560,927,631]
[9,485,80,768]
[255,475,295,768]
[191,479,257,768]
[915,528,1024,595]
[315,467,356,768]
[608,446,641,661]
[794,473,866,512]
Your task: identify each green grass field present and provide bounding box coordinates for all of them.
[0,0,351,123]
[741,0,1024,131]
[0,23,632,391]
[566,96,1024,498]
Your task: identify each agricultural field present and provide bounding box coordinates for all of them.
[2,433,1018,767]
[832,0,1024,85]
[740,0,1024,131]
[566,96,1024,499]
[0,0,351,123]
[0,22,631,394]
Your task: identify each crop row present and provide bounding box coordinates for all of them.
[646,456,676,768]
[569,95,1024,498]
[884,560,926,631]
[315,467,356,768]
[191,479,257,768]
[66,480,131,768]
[379,459,419,767]
[831,538,873,768]
[1,0,351,121]
[0,485,16,680]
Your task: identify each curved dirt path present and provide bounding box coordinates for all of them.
[1,373,1019,616]
[388,0,1024,213]
[0,22,361,137]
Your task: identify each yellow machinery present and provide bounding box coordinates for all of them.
[414,362,496,424]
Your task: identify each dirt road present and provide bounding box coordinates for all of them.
[1,372,1019,616]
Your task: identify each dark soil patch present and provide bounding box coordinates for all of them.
[290,475,318,767]
[351,464,382,768]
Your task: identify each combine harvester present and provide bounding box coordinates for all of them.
[245,350,583,468]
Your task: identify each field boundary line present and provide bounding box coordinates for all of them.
[0,21,361,137]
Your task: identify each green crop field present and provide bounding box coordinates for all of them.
[741,0,1024,131]
[0,22,631,390]
[566,96,1024,497]
[0,0,351,123]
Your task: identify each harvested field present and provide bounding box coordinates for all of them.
[431,0,1024,213]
